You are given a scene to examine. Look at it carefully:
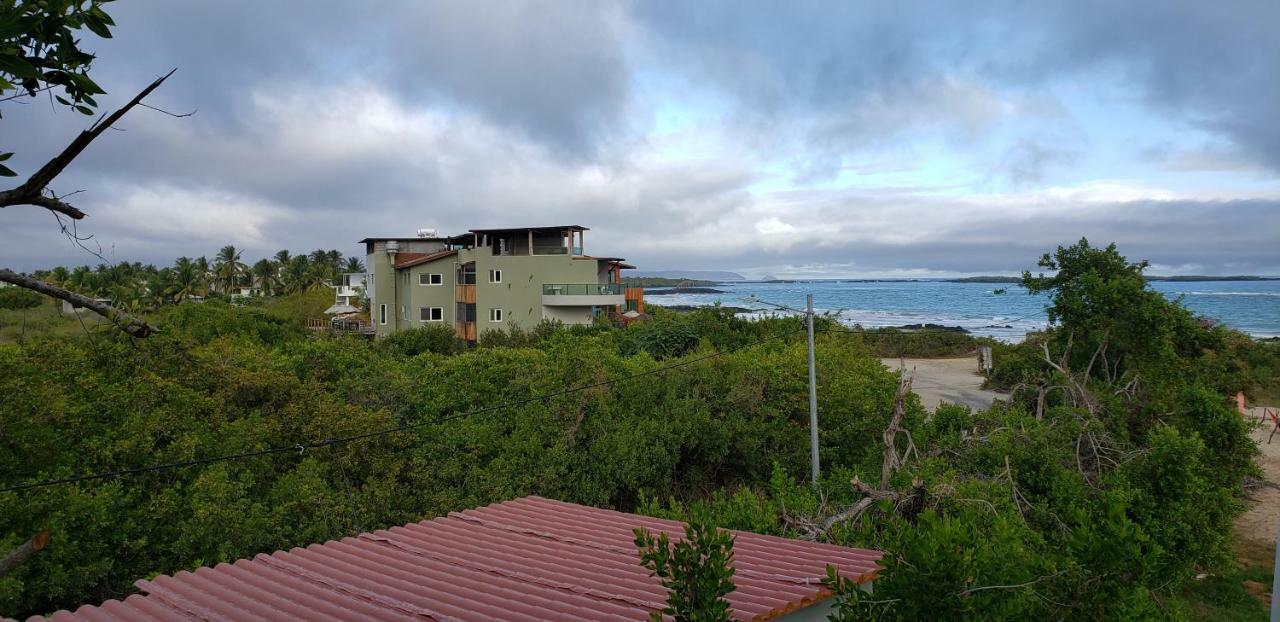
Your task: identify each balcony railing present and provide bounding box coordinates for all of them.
[543,283,623,296]
[531,246,584,256]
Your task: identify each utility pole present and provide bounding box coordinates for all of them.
[807,293,820,488]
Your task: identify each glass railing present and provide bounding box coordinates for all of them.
[531,246,585,255]
[543,283,623,295]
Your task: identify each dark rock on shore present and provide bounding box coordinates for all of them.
[892,323,970,333]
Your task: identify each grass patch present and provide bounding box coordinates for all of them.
[1176,565,1272,621]
[0,301,99,344]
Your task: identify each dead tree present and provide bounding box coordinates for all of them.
[799,370,927,539]
[0,70,180,337]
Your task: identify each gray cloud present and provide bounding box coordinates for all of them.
[1,0,1277,279]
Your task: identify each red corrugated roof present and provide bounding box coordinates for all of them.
[29,496,882,622]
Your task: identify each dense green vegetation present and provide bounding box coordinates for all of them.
[0,287,42,310]
[1,239,1276,619]
[21,246,364,314]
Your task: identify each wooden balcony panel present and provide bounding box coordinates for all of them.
[455,284,477,304]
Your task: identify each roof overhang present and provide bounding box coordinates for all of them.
[468,225,588,234]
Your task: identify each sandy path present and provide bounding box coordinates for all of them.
[1238,407,1280,568]
[880,357,1008,412]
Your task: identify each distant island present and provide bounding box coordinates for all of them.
[949,275,1279,283]
[621,277,718,287]
[1147,275,1280,282]
[629,270,745,281]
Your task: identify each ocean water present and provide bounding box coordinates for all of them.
[644,280,1280,342]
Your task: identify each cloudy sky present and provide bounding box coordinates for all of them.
[3,0,1279,277]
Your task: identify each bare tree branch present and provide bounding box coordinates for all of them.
[0,68,177,219]
[0,269,157,337]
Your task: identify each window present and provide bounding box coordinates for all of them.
[488,269,502,283]
[419,307,443,322]
[489,308,503,322]
[419,273,442,286]
[378,304,387,325]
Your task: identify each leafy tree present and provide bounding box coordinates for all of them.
[0,0,115,175]
[634,517,736,622]
[342,256,364,274]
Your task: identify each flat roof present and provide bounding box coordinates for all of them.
[468,225,589,234]
[35,496,882,621]
[357,237,449,243]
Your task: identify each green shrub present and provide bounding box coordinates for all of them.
[634,517,736,622]
[0,287,43,310]
[379,324,462,356]
[155,301,301,345]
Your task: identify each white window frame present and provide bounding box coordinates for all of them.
[488,269,502,283]
[419,273,443,286]
[489,308,503,323]
[420,307,443,322]
[379,304,387,325]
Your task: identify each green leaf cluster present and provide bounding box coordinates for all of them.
[634,517,736,622]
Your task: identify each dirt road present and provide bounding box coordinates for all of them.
[880,357,1008,412]
[1238,407,1280,568]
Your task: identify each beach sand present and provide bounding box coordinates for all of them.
[880,356,1008,412]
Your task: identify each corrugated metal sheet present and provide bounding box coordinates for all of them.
[29,496,881,622]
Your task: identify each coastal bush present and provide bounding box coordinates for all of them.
[154,301,300,345]
[0,301,891,617]
[0,287,43,310]
[378,323,462,356]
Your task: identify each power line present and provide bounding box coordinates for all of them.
[0,326,809,494]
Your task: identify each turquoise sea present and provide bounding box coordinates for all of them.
[645,280,1280,342]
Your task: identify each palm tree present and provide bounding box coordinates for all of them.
[172,257,203,302]
[281,255,312,294]
[342,256,365,274]
[273,250,291,266]
[213,245,247,293]
[251,258,279,296]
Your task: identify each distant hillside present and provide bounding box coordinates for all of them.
[629,270,745,281]
[949,274,1278,283]
[946,276,1023,283]
[621,277,717,287]
[1148,275,1280,282]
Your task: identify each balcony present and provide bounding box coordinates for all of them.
[542,283,625,307]
[531,246,584,256]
